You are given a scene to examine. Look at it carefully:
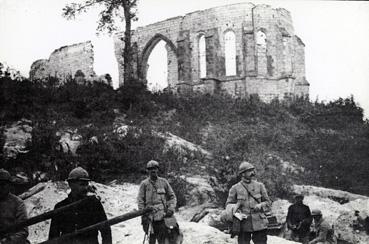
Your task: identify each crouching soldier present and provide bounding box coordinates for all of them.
[137,160,180,244]
[309,209,337,244]
[225,161,271,244]
[48,167,112,244]
[0,169,29,244]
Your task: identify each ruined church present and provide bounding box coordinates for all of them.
[114,2,309,101]
[30,3,309,101]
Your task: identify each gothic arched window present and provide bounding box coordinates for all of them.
[199,34,206,78]
[225,30,236,76]
[256,30,266,47]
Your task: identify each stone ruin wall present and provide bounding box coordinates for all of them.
[114,2,309,101]
[29,41,96,82]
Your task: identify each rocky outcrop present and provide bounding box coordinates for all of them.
[159,132,213,159]
[293,185,368,203]
[2,119,32,159]
[113,114,212,158]
[56,129,82,155]
[183,176,217,206]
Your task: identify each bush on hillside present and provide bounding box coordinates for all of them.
[1,76,369,200]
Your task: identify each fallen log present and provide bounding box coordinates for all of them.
[18,182,47,200]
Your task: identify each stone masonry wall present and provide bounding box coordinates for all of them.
[29,41,96,82]
[114,2,309,100]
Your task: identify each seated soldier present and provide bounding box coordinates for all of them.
[309,209,337,244]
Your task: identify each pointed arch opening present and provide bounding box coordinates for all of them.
[141,34,178,92]
[198,34,207,78]
[224,30,236,76]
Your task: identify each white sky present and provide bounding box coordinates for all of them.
[0,0,369,118]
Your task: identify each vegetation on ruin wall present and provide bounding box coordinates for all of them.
[0,76,369,205]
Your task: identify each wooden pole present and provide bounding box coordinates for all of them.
[39,208,151,244]
[0,196,94,236]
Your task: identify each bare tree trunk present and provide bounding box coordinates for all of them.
[122,1,132,86]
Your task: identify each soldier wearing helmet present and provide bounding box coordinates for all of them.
[48,167,112,244]
[0,169,29,244]
[137,160,178,244]
[309,209,337,244]
[225,161,271,244]
[286,194,312,244]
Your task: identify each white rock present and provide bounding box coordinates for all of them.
[3,119,32,158]
[58,129,82,155]
[293,185,368,202]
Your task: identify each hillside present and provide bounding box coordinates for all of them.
[1,75,369,204]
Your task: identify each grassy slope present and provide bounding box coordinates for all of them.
[1,77,368,205]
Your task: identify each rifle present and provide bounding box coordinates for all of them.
[0,196,94,236]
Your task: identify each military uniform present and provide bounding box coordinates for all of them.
[226,180,271,244]
[137,177,177,244]
[0,193,29,244]
[286,202,312,244]
[49,195,112,244]
[309,217,337,244]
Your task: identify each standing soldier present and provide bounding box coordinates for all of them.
[137,160,178,244]
[226,161,271,244]
[48,167,112,244]
[286,194,312,244]
[0,169,29,244]
[309,209,337,244]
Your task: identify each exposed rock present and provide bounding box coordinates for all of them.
[293,185,368,203]
[3,119,32,159]
[32,171,49,182]
[279,160,304,175]
[13,172,30,184]
[158,132,213,159]
[89,136,99,144]
[184,176,217,206]
[112,115,141,139]
[271,199,291,224]
[114,124,130,138]
[266,154,304,175]
[57,129,82,155]
[112,115,212,159]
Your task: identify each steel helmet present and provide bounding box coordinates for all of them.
[67,167,90,181]
[238,161,255,174]
[146,160,159,169]
[311,209,322,216]
[0,169,11,182]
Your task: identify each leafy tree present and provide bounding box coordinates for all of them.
[62,0,138,83]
